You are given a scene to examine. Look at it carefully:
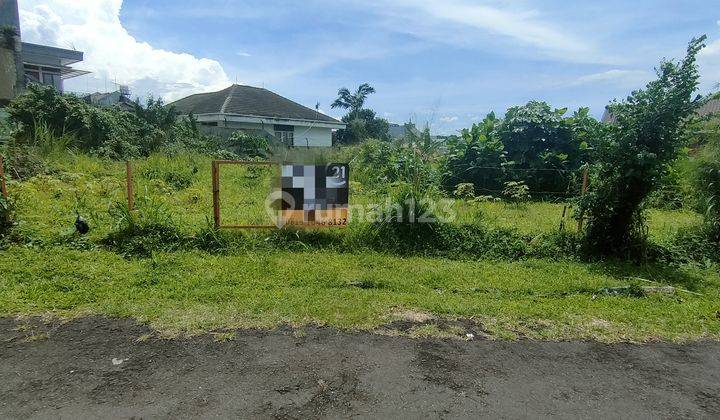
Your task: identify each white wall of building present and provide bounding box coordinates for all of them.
[292,126,332,147]
[198,119,334,146]
[192,114,343,146]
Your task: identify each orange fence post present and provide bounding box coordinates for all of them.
[212,160,220,229]
[577,164,589,232]
[125,160,134,211]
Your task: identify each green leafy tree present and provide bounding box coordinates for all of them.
[497,101,585,194]
[442,112,505,194]
[578,36,706,256]
[337,108,389,144]
[331,84,388,144]
[331,83,376,113]
[131,96,177,132]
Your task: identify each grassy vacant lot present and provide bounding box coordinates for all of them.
[8,153,701,244]
[2,153,719,342]
[1,247,718,342]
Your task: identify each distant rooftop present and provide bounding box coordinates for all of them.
[169,84,340,123]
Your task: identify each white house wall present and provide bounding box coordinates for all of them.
[197,118,334,147]
[293,126,332,147]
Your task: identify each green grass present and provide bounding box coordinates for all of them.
[2,152,717,342]
[1,246,718,342]
[8,153,704,246]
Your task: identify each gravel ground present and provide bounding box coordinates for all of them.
[1,317,719,419]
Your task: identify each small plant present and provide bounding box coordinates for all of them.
[502,180,530,203]
[103,196,184,257]
[453,182,475,199]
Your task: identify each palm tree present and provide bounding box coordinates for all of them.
[331,83,376,113]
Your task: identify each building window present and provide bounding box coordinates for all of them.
[274,124,294,146]
[42,72,61,90]
[24,65,63,91]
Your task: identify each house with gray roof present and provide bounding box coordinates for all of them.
[169,84,346,147]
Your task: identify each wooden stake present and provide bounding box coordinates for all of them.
[0,155,8,202]
[577,164,589,232]
[212,160,220,229]
[125,160,134,211]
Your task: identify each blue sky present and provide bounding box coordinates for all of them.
[18,0,720,134]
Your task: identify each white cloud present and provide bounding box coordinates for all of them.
[372,0,607,63]
[440,116,459,123]
[236,51,252,57]
[699,38,720,90]
[571,69,652,87]
[701,39,720,57]
[19,0,230,101]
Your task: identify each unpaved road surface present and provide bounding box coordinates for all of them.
[1,317,719,419]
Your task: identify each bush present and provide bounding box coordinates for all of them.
[224,131,270,158]
[577,36,706,258]
[336,109,390,144]
[102,197,184,257]
[498,102,591,194]
[453,183,475,199]
[443,108,597,197]
[694,134,720,242]
[6,85,220,159]
[442,113,505,194]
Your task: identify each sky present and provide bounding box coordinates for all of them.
[16,0,720,135]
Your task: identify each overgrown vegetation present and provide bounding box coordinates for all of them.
[5,84,223,160]
[1,36,719,340]
[331,83,390,144]
[694,131,720,242]
[577,36,706,258]
[442,105,599,198]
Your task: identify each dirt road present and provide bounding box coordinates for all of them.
[1,317,718,419]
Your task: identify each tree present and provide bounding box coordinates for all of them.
[337,108,389,144]
[331,83,376,113]
[497,101,585,194]
[578,36,706,257]
[442,112,505,194]
[131,96,177,132]
[331,83,388,144]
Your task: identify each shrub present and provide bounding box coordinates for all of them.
[442,112,505,194]
[453,182,475,199]
[694,134,720,242]
[6,85,219,159]
[502,180,530,203]
[498,102,589,194]
[224,131,270,158]
[103,197,184,257]
[351,139,395,189]
[577,36,706,258]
